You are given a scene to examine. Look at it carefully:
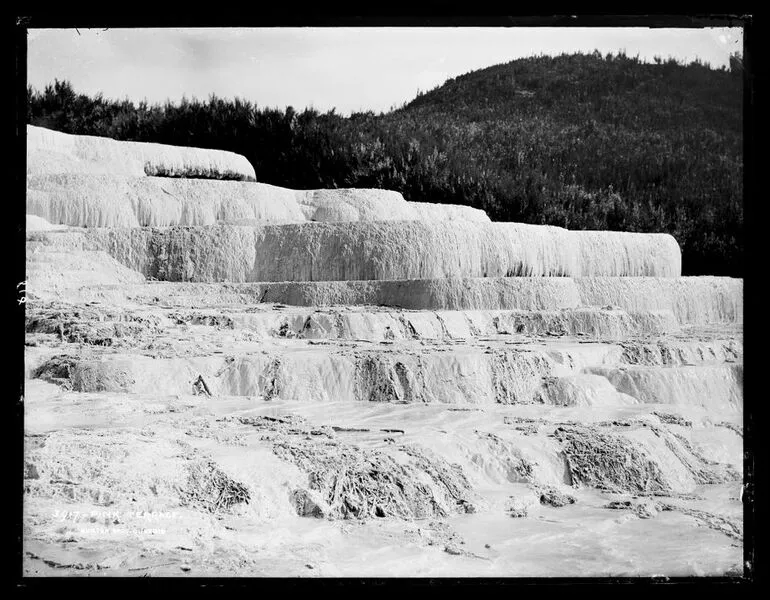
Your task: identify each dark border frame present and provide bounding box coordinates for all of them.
[9,11,758,590]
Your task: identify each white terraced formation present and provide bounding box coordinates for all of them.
[27,125,258,180]
[26,221,681,280]
[24,130,744,577]
[27,127,489,227]
[27,174,492,228]
[27,175,307,227]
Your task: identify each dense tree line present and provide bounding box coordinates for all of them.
[27,51,743,276]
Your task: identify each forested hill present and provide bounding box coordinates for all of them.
[26,51,744,276]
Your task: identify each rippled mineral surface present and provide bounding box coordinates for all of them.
[23,128,744,578]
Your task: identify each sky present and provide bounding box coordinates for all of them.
[27,27,744,115]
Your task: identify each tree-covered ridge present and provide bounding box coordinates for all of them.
[26,51,743,276]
